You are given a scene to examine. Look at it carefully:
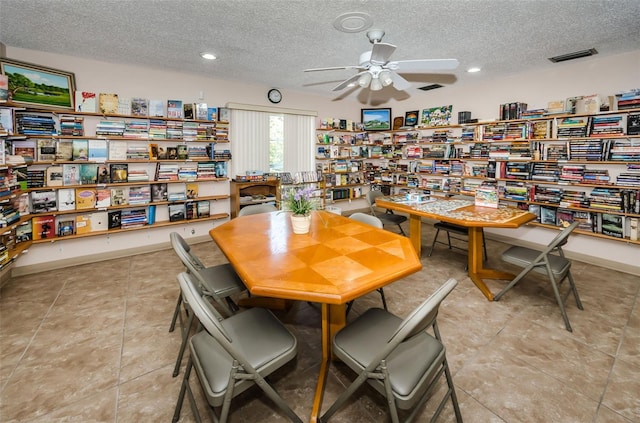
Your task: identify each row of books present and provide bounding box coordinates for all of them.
[9,139,230,162]
[27,181,210,213]
[528,204,639,240]
[74,91,230,121]
[25,161,228,189]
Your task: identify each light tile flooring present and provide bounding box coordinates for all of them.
[1,223,639,422]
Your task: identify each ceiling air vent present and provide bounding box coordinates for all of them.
[548,48,598,63]
[418,84,443,91]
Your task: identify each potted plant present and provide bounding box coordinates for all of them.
[283,187,315,234]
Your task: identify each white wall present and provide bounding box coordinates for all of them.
[5,47,640,275]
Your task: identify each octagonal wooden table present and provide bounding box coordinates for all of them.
[209,210,422,422]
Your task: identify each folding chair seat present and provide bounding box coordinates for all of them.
[237,203,278,216]
[346,213,388,314]
[494,221,583,331]
[366,190,407,236]
[320,278,463,423]
[172,272,302,423]
[169,232,247,376]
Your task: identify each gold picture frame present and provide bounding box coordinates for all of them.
[0,58,76,110]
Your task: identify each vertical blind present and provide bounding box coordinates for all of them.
[229,106,316,176]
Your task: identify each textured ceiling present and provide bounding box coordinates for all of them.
[1,0,639,102]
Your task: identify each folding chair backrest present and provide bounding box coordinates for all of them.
[366,190,383,214]
[545,221,579,253]
[387,278,458,343]
[238,203,278,216]
[177,272,225,325]
[171,232,205,270]
[349,212,383,228]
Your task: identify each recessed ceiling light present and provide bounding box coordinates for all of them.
[200,53,217,60]
[332,12,373,33]
[467,67,481,73]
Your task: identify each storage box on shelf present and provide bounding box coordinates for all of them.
[6,104,233,243]
[230,179,280,218]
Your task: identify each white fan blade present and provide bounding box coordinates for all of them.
[304,65,361,72]
[389,59,459,72]
[332,72,367,91]
[370,42,396,64]
[389,72,412,91]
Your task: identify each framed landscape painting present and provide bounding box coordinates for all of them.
[361,108,391,131]
[0,58,76,110]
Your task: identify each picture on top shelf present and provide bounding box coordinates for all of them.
[393,116,404,130]
[420,105,452,127]
[218,107,230,122]
[361,108,391,131]
[131,98,148,116]
[404,110,419,126]
[0,58,75,110]
[148,99,164,117]
[74,91,96,112]
[98,93,119,114]
[195,103,208,120]
[167,99,183,118]
[207,107,218,121]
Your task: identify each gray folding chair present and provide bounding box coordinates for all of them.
[237,203,278,216]
[320,278,463,423]
[494,221,583,332]
[172,272,302,423]
[366,190,407,236]
[347,213,388,313]
[169,232,247,376]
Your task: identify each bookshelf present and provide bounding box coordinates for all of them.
[230,179,280,218]
[329,108,640,244]
[1,102,232,245]
[315,128,369,206]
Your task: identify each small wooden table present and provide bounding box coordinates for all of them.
[209,210,422,422]
[376,196,536,301]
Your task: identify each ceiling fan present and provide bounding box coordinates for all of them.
[304,29,459,92]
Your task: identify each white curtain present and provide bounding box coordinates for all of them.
[229,105,316,176]
[283,114,315,172]
[229,109,270,177]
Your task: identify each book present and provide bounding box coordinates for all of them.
[74,91,96,113]
[108,141,128,160]
[166,146,178,160]
[195,103,208,120]
[186,182,198,199]
[12,140,36,162]
[75,214,91,235]
[57,188,76,211]
[95,188,111,208]
[75,188,96,209]
[131,98,149,116]
[79,163,98,184]
[30,190,57,213]
[108,210,122,229]
[37,139,57,161]
[207,107,218,121]
[110,187,129,206]
[96,164,110,184]
[600,213,624,238]
[474,184,498,208]
[62,164,81,185]
[151,183,168,202]
[88,139,108,161]
[169,203,186,222]
[110,163,128,183]
[32,215,55,240]
[98,93,119,114]
[177,144,188,160]
[148,143,159,160]
[90,212,109,232]
[56,141,73,161]
[197,200,210,218]
[540,206,557,225]
[57,219,75,237]
[117,96,132,115]
[148,99,164,117]
[183,103,194,119]
[45,165,64,187]
[72,139,89,161]
[167,100,183,118]
[218,107,230,121]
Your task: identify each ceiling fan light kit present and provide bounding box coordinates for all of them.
[304,29,459,94]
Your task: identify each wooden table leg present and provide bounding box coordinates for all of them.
[408,214,423,255]
[467,227,515,301]
[310,303,346,423]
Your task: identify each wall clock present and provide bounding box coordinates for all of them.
[268,88,282,104]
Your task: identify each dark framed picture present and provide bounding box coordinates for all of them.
[361,108,392,131]
[0,58,76,110]
[405,110,419,126]
[393,116,404,130]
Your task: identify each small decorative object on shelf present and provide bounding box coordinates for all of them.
[284,187,315,234]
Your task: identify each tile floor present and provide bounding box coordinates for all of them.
[1,222,639,422]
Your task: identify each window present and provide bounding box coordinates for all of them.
[269,114,284,172]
